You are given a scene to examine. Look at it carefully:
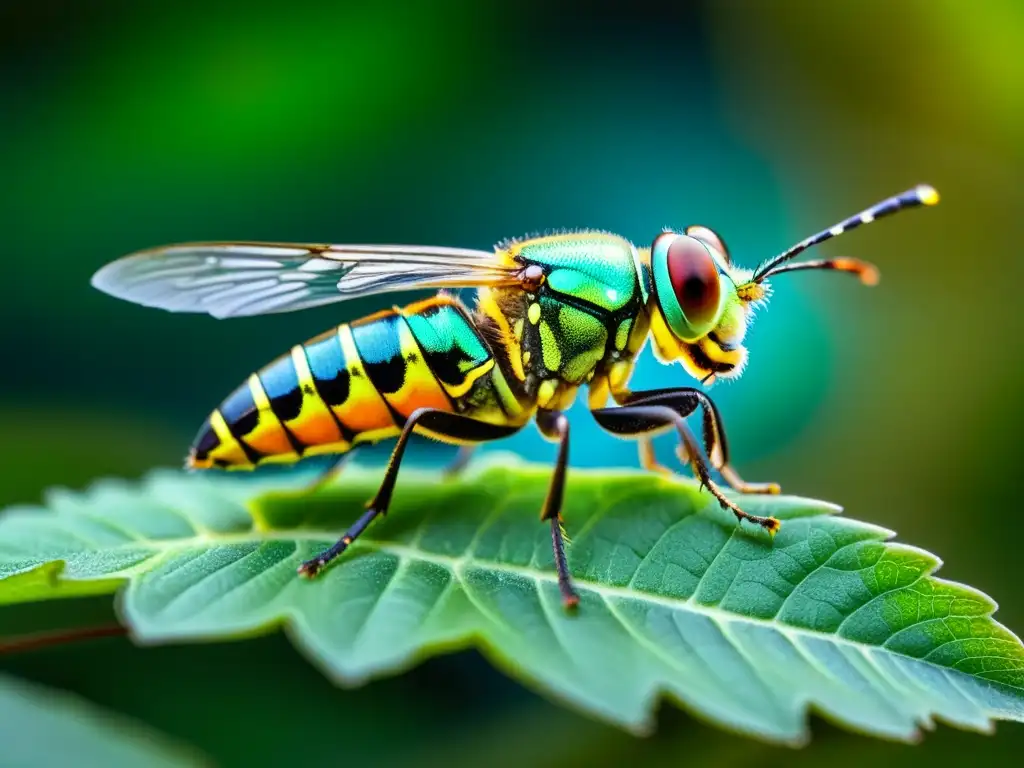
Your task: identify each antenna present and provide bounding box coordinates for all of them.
[752,184,939,283]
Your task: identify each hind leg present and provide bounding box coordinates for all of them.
[442,445,477,479]
[298,408,519,578]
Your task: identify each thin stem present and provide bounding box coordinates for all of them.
[0,623,127,655]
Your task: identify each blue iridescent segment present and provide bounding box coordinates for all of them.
[304,331,347,383]
[219,382,257,427]
[259,356,300,401]
[351,314,403,365]
[351,314,406,395]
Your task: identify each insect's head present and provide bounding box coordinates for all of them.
[647,184,940,385]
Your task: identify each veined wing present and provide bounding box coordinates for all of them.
[90,242,518,319]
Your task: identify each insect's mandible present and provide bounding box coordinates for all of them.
[92,184,939,610]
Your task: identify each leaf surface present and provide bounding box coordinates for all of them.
[0,457,1022,743]
[0,673,204,767]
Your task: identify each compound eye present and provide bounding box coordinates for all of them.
[667,236,721,330]
[685,225,730,263]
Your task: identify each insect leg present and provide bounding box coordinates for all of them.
[306,453,354,494]
[637,437,674,475]
[716,464,780,496]
[591,403,780,535]
[616,387,781,495]
[534,408,579,610]
[442,445,477,479]
[298,408,520,579]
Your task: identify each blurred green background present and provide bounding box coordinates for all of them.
[1,0,1022,765]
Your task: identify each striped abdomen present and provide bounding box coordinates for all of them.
[188,296,527,469]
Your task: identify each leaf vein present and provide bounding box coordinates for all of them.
[835,571,931,636]
[349,555,409,650]
[771,537,881,621]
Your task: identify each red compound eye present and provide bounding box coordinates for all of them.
[666,236,721,329]
[686,225,730,263]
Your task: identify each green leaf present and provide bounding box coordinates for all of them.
[0,456,1022,744]
[0,673,205,767]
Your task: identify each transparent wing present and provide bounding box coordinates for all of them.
[91,242,517,318]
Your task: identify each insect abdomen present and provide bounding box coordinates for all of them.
[188,296,522,469]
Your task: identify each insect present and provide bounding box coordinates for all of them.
[92,184,939,609]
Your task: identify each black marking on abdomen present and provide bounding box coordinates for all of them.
[248,356,305,456]
[271,387,304,424]
[304,331,352,407]
[222,409,263,465]
[351,314,408,409]
[298,343,356,444]
[362,356,406,395]
[215,383,264,463]
[318,367,352,406]
[191,418,219,460]
[423,346,475,388]
[220,382,260,438]
[258,356,304,423]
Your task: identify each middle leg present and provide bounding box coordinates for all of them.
[534,408,579,609]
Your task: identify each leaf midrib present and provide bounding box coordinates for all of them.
[32,525,1013,692]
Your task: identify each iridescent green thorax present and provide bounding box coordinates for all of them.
[512,232,643,313]
[478,232,647,403]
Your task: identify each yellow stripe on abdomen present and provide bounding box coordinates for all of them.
[243,373,300,461]
[283,345,351,456]
[188,409,254,469]
[188,297,531,471]
[334,324,401,444]
[350,310,453,419]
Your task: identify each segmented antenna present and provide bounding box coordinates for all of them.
[752,184,939,283]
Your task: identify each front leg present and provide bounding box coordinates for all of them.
[616,387,780,496]
[591,400,780,535]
